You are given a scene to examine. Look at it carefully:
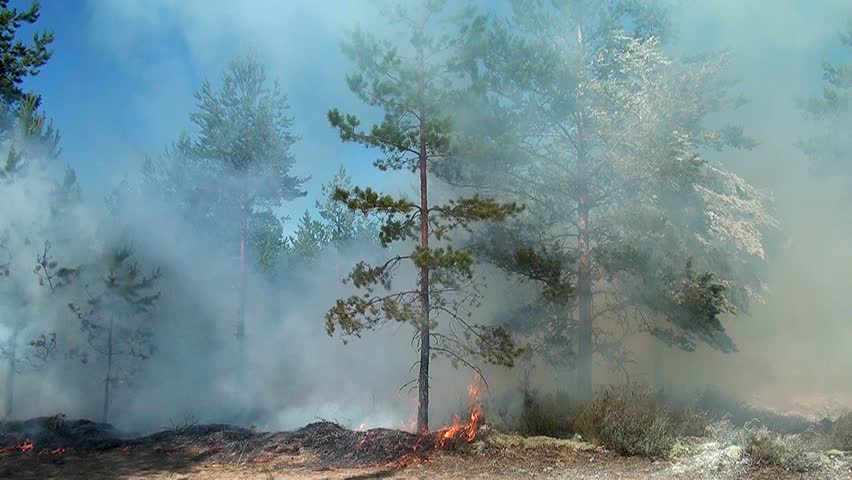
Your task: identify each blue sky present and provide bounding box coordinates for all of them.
[15,0,852,230]
[21,0,389,226]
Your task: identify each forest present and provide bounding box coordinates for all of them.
[0,1,851,479]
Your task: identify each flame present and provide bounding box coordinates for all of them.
[380,379,487,469]
[436,379,484,447]
[387,379,485,468]
[38,447,67,457]
[0,439,34,454]
[356,423,366,432]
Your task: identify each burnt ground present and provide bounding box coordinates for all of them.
[1,417,851,479]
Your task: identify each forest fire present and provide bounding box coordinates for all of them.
[384,380,485,468]
[0,438,69,457]
[0,439,33,454]
[436,380,484,448]
[37,447,67,456]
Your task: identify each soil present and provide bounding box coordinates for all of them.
[1,418,850,479]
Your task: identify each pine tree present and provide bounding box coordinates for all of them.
[452,0,775,397]
[0,82,79,420]
[316,166,379,248]
[149,55,306,351]
[288,211,327,261]
[2,93,62,183]
[68,247,161,423]
[326,0,522,433]
[0,0,53,131]
[797,21,851,182]
[249,210,289,274]
[286,166,381,266]
[0,240,75,418]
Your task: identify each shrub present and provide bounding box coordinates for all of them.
[516,389,576,438]
[741,422,819,472]
[669,407,711,438]
[694,387,812,434]
[573,386,675,458]
[824,412,852,451]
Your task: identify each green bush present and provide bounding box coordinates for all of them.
[741,423,819,472]
[824,412,852,451]
[572,386,675,458]
[516,389,576,438]
[669,407,710,438]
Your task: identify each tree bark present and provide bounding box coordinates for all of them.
[652,337,664,393]
[237,200,247,351]
[576,200,593,399]
[3,322,20,418]
[416,0,431,434]
[574,23,593,400]
[103,316,114,424]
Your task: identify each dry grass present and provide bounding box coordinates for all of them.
[3,430,845,480]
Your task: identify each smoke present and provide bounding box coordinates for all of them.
[1,0,850,434]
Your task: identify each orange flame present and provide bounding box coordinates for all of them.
[437,379,484,447]
[0,439,34,454]
[383,379,486,469]
[38,447,67,457]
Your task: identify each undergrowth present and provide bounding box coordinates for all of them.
[740,421,820,472]
[823,412,852,452]
[572,386,675,458]
[496,382,852,463]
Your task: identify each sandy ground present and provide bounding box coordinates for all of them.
[2,435,850,480]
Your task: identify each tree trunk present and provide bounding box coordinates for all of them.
[574,23,593,400]
[415,0,431,435]
[103,316,114,424]
[652,337,664,393]
[3,322,20,418]
[236,201,247,351]
[576,201,593,399]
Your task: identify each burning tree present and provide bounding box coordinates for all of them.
[68,246,161,423]
[450,0,776,395]
[325,0,522,433]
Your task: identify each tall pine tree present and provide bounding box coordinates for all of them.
[0,0,53,133]
[451,0,775,397]
[0,8,80,414]
[325,0,522,433]
[191,55,306,351]
[143,56,306,354]
[797,21,851,183]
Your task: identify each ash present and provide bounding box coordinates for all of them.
[0,416,440,467]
